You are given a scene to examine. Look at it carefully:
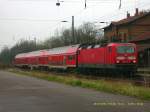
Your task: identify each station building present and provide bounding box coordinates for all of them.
[103,8,150,67]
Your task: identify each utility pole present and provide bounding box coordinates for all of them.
[119,0,122,9]
[72,16,75,44]
[61,16,75,44]
[56,0,60,6]
[85,0,87,8]
[34,37,36,48]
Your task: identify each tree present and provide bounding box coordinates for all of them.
[0,47,11,64]
[75,22,97,44]
[0,22,103,65]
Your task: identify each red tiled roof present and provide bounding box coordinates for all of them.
[104,11,150,29]
[130,31,150,42]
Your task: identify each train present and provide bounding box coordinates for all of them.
[13,43,138,74]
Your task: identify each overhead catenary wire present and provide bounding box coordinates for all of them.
[0,3,148,26]
[93,1,150,23]
[1,0,146,23]
[32,0,148,34]
[1,0,150,36]
[0,18,64,22]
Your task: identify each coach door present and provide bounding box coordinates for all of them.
[67,55,76,67]
[63,56,66,65]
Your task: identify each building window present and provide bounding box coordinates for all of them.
[119,33,121,38]
[124,33,127,42]
[124,33,126,38]
[118,33,122,42]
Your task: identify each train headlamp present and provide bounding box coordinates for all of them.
[116,60,120,63]
[133,60,136,63]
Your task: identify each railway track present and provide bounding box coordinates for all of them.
[17,68,150,87]
[46,70,150,87]
[131,74,150,87]
[57,70,144,87]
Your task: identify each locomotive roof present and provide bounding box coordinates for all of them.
[107,43,136,46]
[48,44,80,55]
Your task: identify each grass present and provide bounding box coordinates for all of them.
[8,68,150,100]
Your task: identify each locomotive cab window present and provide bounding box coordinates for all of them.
[117,46,134,53]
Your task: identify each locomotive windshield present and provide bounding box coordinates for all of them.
[117,46,135,53]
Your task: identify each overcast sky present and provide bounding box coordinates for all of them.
[0,0,150,50]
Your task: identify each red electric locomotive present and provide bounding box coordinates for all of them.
[77,43,137,73]
[14,43,137,74]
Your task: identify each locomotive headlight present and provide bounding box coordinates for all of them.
[133,60,136,63]
[128,56,136,60]
[116,60,120,63]
[116,56,125,60]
